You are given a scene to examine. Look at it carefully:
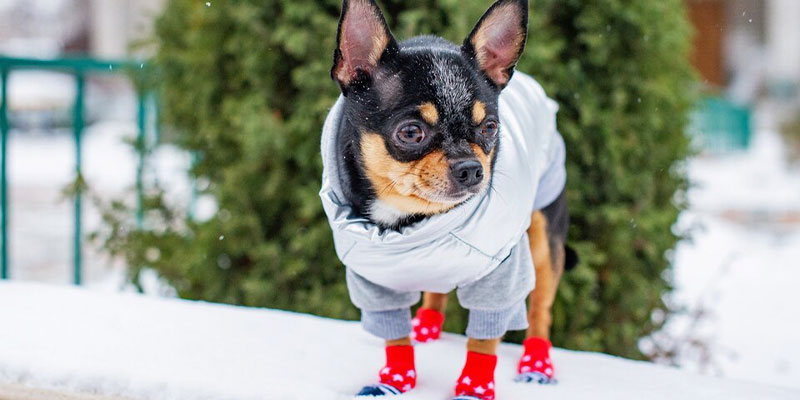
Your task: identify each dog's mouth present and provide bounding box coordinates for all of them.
[412,181,488,206]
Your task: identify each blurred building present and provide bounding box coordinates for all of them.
[0,0,165,59]
[89,0,166,58]
[0,0,88,57]
[687,0,800,105]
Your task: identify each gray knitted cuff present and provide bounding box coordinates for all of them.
[362,308,412,340]
[466,301,528,339]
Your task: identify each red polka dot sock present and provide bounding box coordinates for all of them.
[453,351,497,400]
[516,337,556,384]
[411,308,444,343]
[357,345,417,397]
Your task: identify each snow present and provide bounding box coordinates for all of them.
[656,129,800,389]
[6,71,75,111]
[0,283,797,400]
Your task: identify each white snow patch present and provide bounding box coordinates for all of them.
[6,71,75,111]
[0,282,797,400]
[660,129,800,389]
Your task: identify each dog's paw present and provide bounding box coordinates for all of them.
[515,371,557,385]
[357,346,416,397]
[356,383,406,397]
[516,337,556,384]
[454,352,497,400]
[411,308,444,343]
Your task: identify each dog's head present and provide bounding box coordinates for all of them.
[332,0,528,227]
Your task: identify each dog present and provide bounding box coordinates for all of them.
[319,0,577,398]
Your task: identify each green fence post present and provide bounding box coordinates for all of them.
[152,94,160,145]
[136,91,146,228]
[1,67,9,280]
[73,72,85,286]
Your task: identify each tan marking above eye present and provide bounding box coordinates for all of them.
[418,102,440,126]
[473,101,487,125]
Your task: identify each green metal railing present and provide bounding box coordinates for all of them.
[0,56,152,285]
[690,96,753,153]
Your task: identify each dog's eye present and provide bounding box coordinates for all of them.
[481,120,499,137]
[395,124,426,145]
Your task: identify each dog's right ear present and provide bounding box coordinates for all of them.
[332,0,397,91]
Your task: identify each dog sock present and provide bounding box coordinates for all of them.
[453,351,497,400]
[411,308,444,343]
[357,345,417,397]
[516,337,556,384]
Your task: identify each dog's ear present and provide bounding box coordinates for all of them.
[332,0,397,90]
[462,0,529,89]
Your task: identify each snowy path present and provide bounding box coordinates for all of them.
[1,283,797,400]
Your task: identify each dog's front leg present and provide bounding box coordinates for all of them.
[411,292,448,343]
[454,338,502,399]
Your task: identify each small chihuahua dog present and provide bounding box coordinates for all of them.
[320,0,576,398]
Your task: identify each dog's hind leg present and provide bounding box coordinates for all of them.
[412,293,448,343]
[525,210,565,340]
[518,190,569,384]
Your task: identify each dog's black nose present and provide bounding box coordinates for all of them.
[451,160,484,189]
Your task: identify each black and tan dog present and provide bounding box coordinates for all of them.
[322,0,577,398]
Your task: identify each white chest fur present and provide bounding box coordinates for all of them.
[368,200,411,227]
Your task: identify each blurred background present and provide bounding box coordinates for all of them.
[1,0,798,392]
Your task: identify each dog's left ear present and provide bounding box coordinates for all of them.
[332,0,398,91]
[462,0,529,89]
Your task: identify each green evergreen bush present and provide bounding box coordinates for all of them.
[101,0,694,359]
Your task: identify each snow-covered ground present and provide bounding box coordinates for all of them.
[1,282,797,400]
[651,129,800,389]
